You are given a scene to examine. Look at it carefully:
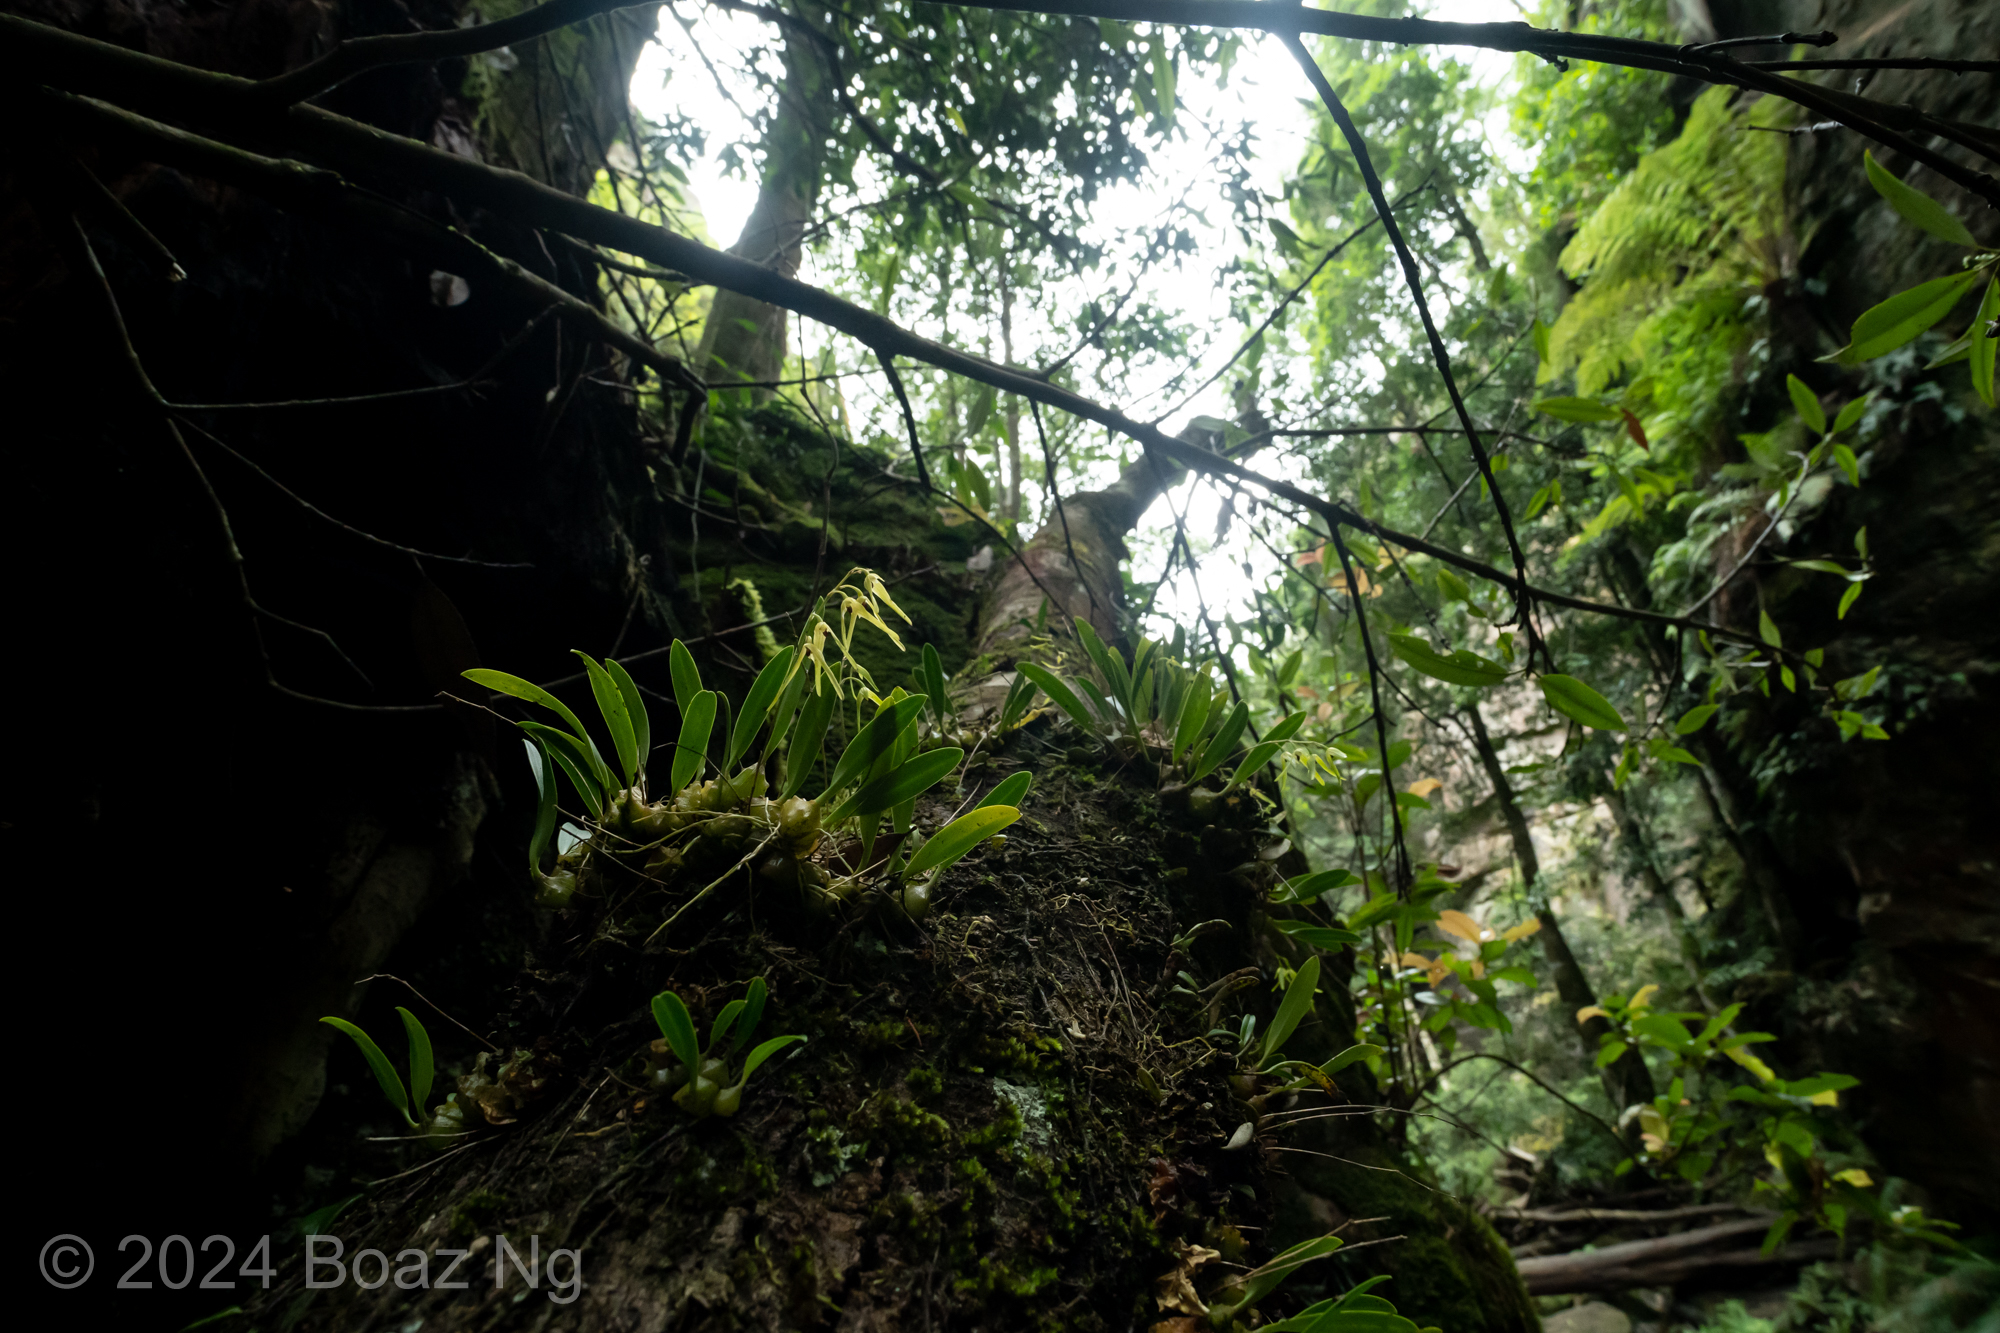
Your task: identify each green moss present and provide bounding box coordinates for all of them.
[966,1030,1065,1078]
[675,1133,780,1208]
[451,1189,507,1236]
[955,1254,1061,1301]
[849,1089,953,1157]
[1270,1138,1537,1333]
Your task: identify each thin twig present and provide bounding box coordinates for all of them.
[876,351,935,495]
[1328,527,1410,890]
[178,418,535,569]
[1283,37,1543,668]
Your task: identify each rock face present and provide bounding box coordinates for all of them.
[1695,0,2000,1228]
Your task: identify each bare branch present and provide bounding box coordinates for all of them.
[1328,527,1411,890]
[875,352,935,495]
[1748,56,2000,74]
[1283,36,1544,666]
[45,89,704,394]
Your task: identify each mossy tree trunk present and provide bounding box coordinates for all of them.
[227,412,1539,1333]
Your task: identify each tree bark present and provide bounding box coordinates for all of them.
[694,18,834,389]
[1464,707,1655,1116]
[1601,785,1715,1014]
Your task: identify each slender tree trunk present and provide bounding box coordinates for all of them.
[694,21,833,389]
[1465,707,1655,1116]
[1602,785,1716,1014]
[1000,269,1022,524]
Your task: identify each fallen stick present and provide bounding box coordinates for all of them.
[1496,1202,1760,1226]
[1515,1218,1840,1295]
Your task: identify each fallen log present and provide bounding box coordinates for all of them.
[1495,1202,1755,1226]
[1514,1217,1840,1294]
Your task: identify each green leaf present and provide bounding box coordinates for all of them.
[1593,1038,1629,1069]
[1277,648,1303,688]
[1388,633,1509,688]
[1785,375,1826,434]
[670,690,717,794]
[1272,921,1362,951]
[728,647,797,770]
[1016,661,1099,734]
[713,691,733,773]
[396,1007,434,1114]
[1676,703,1719,734]
[524,738,559,873]
[1533,396,1621,423]
[710,999,746,1051]
[1346,892,1398,932]
[1865,151,1978,247]
[920,643,950,730]
[1259,955,1321,1069]
[977,771,1033,810]
[321,1017,411,1122]
[1075,618,1132,715]
[904,805,1021,879]
[1171,673,1214,762]
[1759,609,1783,648]
[1236,1231,1344,1309]
[1531,316,1551,365]
[733,977,768,1050]
[739,1033,805,1084]
[1490,965,1538,987]
[669,640,702,714]
[1275,868,1359,904]
[1829,270,1981,364]
[1187,701,1250,784]
[964,383,996,435]
[650,990,699,1075]
[1080,668,1128,732]
[573,652,638,787]
[821,695,928,803]
[1225,711,1307,791]
[1539,675,1627,732]
[1838,582,1864,619]
[780,683,837,799]
[1831,393,1872,435]
[760,664,806,764]
[1435,567,1472,602]
[519,721,606,818]
[1634,1009,1698,1048]
[463,669,607,784]
[998,669,1035,731]
[1832,445,1860,488]
[604,658,651,778]
[1973,277,1999,409]
[1151,38,1176,122]
[1322,1044,1381,1074]
[830,747,963,822]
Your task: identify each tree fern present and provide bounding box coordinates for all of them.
[1547,87,1798,428]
